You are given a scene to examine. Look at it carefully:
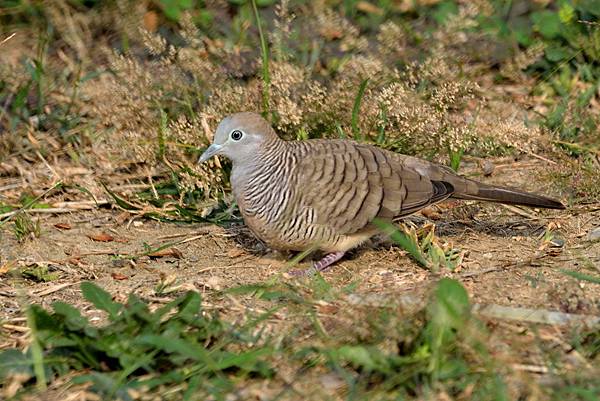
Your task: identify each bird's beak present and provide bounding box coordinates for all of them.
[198,143,222,163]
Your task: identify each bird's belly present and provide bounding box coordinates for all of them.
[241,210,313,251]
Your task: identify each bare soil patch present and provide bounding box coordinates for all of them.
[2,157,598,339]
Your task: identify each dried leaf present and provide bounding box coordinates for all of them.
[420,207,442,220]
[227,248,246,258]
[143,11,159,32]
[0,260,17,275]
[148,248,183,258]
[54,223,72,230]
[111,272,129,280]
[87,233,114,242]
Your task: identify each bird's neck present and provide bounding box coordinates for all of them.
[230,139,292,208]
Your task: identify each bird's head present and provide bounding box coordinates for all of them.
[198,112,279,165]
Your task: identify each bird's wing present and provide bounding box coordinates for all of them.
[296,140,454,235]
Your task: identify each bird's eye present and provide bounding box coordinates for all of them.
[230,130,243,141]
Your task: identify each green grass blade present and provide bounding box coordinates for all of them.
[561,269,600,284]
[81,282,122,319]
[252,0,270,118]
[449,147,464,171]
[373,219,430,268]
[352,78,369,141]
[26,305,47,391]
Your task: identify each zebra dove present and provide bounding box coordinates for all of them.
[199,112,564,273]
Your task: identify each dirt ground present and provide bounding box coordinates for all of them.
[1,156,599,339]
[1,155,599,400]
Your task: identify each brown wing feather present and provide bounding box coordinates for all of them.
[297,141,454,237]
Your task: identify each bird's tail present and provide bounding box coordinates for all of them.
[451,181,565,209]
[399,155,565,210]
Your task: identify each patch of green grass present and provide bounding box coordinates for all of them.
[448,146,464,171]
[0,282,275,399]
[12,214,40,242]
[20,264,58,282]
[308,278,505,398]
[2,276,598,399]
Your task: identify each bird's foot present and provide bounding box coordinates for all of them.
[289,251,345,276]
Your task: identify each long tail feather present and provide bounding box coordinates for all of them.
[452,182,565,209]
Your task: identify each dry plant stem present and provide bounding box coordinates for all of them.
[0,32,16,46]
[112,184,153,191]
[157,226,220,240]
[0,182,24,192]
[2,324,29,333]
[526,151,558,165]
[0,207,96,219]
[35,150,59,178]
[0,180,63,226]
[461,253,551,278]
[196,264,251,274]
[34,282,81,297]
[460,267,502,277]
[511,364,549,374]
[147,169,159,200]
[501,204,538,219]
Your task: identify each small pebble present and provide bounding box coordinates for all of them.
[588,227,600,241]
[549,237,565,248]
[482,160,495,176]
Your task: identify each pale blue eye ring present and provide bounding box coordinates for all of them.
[231,130,243,141]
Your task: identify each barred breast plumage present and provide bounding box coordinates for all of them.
[199,112,564,273]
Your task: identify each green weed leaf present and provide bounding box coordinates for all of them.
[532,11,562,39]
[81,282,121,319]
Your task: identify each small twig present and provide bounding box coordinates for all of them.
[461,253,550,278]
[0,200,108,219]
[460,267,501,278]
[73,249,121,256]
[526,151,558,165]
[196,264,250,274]
[34,282,81,297]
[178,234,211,245]
[0,32,16,46]
[1,324,29,333]
[53,200,109,208]
[501,204,538,219]
[157,227,217,240]
[0,207,83,219]
[118,233,208,260]
[511,364,549,374]
[111,184,152,191]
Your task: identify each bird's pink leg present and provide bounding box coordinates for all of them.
[289,251,346,276]
[313,251,346,272]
